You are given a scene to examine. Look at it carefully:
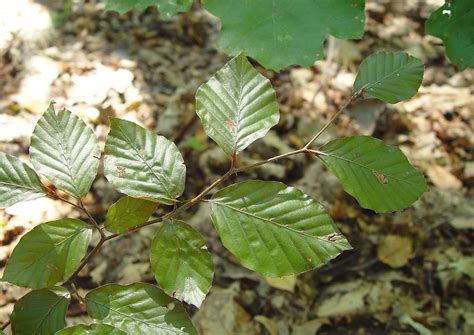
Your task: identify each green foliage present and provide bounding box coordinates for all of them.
[150,221,214,307]
[319,136,428,213]
[104,118,186,205]
[30,103,100,198]
[353,51,424,103]
[3,219,92,288]
[104,196,158,234]
[210,180,352,276]
[105,0,192,19]
[56,324,126,335]
[203,0,365,70]
[425,0,474,69]
[11,287,69,335]
[195,53,279,156]
[0,153,45,208]
[85,283,197,334]
[1,50,428,333]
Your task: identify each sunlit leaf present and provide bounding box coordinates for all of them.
[30,103,100,198]
[319,136,428,213]
[196,54,279,156]
[3,219,92,288]
[210,180,351,277]
[353,51,424,103]
[104,196,158,234]
[86,283,197,334]
[11,287,70,335]
[150,221,214,308]
[104,118,186,205]
[0,153,45,208]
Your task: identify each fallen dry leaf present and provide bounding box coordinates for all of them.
[377,235,413,268]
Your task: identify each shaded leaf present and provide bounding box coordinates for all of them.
[106,0,192,19]
[104,196,158,234]
[85,283,197,334]
[11,287,70,335]
[3,219,92,288]
[56,324,126,335]
[150,221,214,308]
[203,0,365,71]
[319,136,428,213]
[196,54,279,156]
[30,104,100,198]
[353,51,424,103]
[210,180,351,277]
[0,153,45,208]
[104,118,186,205]
[425,0,474,69]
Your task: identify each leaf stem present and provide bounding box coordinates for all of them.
[63,236,106,284]
[304,91,361,149]
[79,199,105,239]
[1,320,10,331]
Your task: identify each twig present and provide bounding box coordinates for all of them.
[63,237,106,284]
[46,192,82,211]
[304,91,361,149]
[1,320,10,331]
[79,199,105,239]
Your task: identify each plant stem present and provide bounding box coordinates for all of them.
[64,236,106,284]
[60,90,359,287]
[304,91,361,149]
[1,320,10,331]
[79,199,105,239]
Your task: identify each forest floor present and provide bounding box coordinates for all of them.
[0,0,473,334]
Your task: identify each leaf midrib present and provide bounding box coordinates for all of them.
[10,226,89,283]
[364,56,419,91]
[212,201,347,247]
[114,122,175,201]
[86,298,184,334]
[34,293,67,335]
[0,180,44,193]
[49,110,82,196]
[318,150,422,187]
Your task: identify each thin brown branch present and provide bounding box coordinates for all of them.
[63,236,106,284]
[46,192,82,210]
[304,91,362,149]
[1,320,10,331]
[79,199,105,239]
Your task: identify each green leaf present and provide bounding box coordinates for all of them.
[195,54,279,156]
[85,283,197,335]
[0,153,45,208]
[203,0,365,71]
[104,196,158,234]
[353,51,424,104]
[11,287,70,335]
[56,324,126,335]
[30,104,100,198]
[425,0,474,70]
[150,221,214,308]
[105,0,192,19]
[104,118,186,205]
[319,136,428,213]
[210,180,351,277]
[3,219,92,288]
